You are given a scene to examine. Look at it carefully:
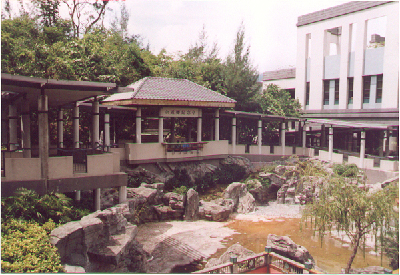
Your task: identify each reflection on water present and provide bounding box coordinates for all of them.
[211,218,389,274]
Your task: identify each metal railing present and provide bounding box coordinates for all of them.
[162,142,208,154]
[193,251,322,274]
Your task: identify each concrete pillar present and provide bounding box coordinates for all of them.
[73,103,80,149]
[379,130,384,157]
[321,124,326,148]
[360,130,366,169]
[197,117,202,142]
[38,92,49,191]
[232,117,237,154]
[92,99,100,149]
[75,191,81,201]
[257,119,262,154]
[93,188,101,211]
[171,117,176,143]
[104,110,110,152]
[57,109,64,149]
[303,123,307,155]
[281,122,286,155]
[158,110,164,143]
[215,109,220,141]
[119,186,127,203]
[8,104,18,151]
[21,100,31,158]
[383,130,388,155]
[136,107,141,144]
[328,126,333,161]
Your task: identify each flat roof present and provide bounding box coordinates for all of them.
[297,1,393,27]
[263,68,296,81]
[223,110,304,122]
[306,118,398,130]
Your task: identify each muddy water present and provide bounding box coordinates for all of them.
[211,218,389,274]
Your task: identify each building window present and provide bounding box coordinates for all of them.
[376,74,383,103]
[323,80,330,105]
[348,78,354,104]
[334,79,339,105]
[306,82,310,105]
[363,76,371,103]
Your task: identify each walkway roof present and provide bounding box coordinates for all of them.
[223,110,304,122]
[306,118,399,130]
[102,77,236,108]
[1,73,116,109]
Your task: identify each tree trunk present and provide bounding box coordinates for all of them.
[345,234,360,273]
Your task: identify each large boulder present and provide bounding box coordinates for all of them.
[198,198,235,222]
[184,188,199,221]
[267,234,314,265]
[221,156,254,174]
[153,205,184,221]
[205,243,256,268]
[128,186,161,205]
[247,179,270,204]
[223,182,248,210]
[259,172,286,188]
[237,192,256,213]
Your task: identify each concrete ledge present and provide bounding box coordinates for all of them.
[380,159,399,172]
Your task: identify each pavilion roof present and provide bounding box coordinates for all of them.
[102,77,236,108]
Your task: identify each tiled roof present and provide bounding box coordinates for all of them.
[103,77,236,103]
[263,68,296,81]
[297,1,393,27]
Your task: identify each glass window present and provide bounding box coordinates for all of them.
[376,74,383,103]
[348,78,354,104]
[323,80,330,105]
[334,79,339,105]
[363,76,371,103]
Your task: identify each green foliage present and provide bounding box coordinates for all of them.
[382,215,399,270]
[302,178,398,273]
[173,186,189,195]
[333,163,359,178]
[213,163,247,185]
[194,171,217,194]
[165,168,194,192]
[1,188,88,225]
[127,171,155,188]
[1,219,63,273]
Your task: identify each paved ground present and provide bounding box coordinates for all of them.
[233,201,303,222]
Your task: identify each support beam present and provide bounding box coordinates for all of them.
[328,126,333,161]
[104,110,110,152]
[232,117,237,154]
[197,117,202,142]
[302,123,307,155]
[57,109,64,149]
[384,130,389,157]
[136,107,141,144]
[215,109,220,141]
[38,92,49,192]
[21,100,31,158]
[281,122,286,155]
[321,124,326,148]
[92,99,100,149]
[360,130,366,169]
[257,119,262,154]
[73,103,80,149]
[119,186,127,203]
[93,188,101,211]
[158,109,164,143]
[8,104,18,151]
[379,130,384,157]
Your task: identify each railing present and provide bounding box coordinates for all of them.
[162,142,208,154]
[193,252,322,274]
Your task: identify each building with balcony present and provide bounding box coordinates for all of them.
[263,1,399,171]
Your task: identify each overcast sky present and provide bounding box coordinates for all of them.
[118,0,350,74]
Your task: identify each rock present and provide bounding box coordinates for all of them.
[205,243,256,268]
[184,189,199,221]
[247,179,270,204]
[344,266,391,274]
[259,172,286,188]
[129,187,159,205]
[126,166,164,184]
[101,188,119,210]
[275,165,296,177]
[63,264,86,273]
[223,182,248,210]
[163,192,185,210]
[154,205,184,221]
[198,199,234,222]
[267,234,314,265]
[277,184,289,204]
[140,182,165,191]
[221,156,254,174]
[237,192,255,213]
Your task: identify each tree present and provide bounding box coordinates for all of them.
[223,23,260,111]
[302,178,398,273]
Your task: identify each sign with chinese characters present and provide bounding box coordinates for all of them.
[160,107,201,117]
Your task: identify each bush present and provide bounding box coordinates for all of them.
[173,186,189,195]
[1,188,88,225]
[165,168,193,192]
[333,163,359,177]
[1,219,63,273]
[214,163,247,185]
[194,172,217,194]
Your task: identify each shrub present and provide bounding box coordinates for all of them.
[194,172,217,194]
[333,163,359,177]
[173,186,189,195]
[165,168,193,192]
[214,163,247,185]
[1,219,63,273]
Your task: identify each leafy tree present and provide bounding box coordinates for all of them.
[302,179,398,273]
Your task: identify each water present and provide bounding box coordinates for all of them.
[211,218,390,274]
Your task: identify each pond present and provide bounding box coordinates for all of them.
[210,218,390,274]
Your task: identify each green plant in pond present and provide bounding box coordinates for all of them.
[302,179,398,273]
[1,219,63,273]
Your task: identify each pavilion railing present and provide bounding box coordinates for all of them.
[193,251,322,274]
[162,142,208,154]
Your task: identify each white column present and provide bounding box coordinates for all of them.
[73,103,80,149]
[38,93,49,191]
[353,19,367,109]
[303,123,307,155]
[328,126,333,161]
[93,188,101,211]
[57,109,64,149]
[257,119,262,154]
[232,117,236,154]
[158,109,164,143]
[119,186,127,203]
[104,110,110,151]
[360,131,366,169]
[281,122,286,155]
[197,117,202,142]
[215,109,220,141]
[21,101,31,158]
[384,130,389,156]
[339,23,350,109]
[92,99,100,149]
[136,107,141,144]
[8,104,18,151]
